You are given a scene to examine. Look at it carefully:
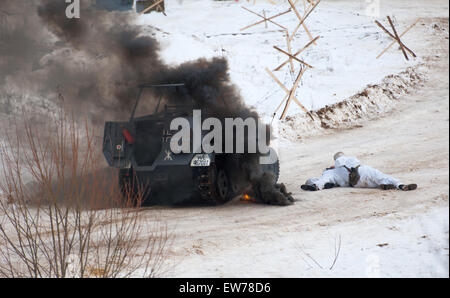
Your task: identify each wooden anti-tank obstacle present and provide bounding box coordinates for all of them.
[375,16,418,61]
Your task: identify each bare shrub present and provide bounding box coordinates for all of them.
[0,111,172,277]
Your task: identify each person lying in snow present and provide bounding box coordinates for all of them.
[301,152,417,192]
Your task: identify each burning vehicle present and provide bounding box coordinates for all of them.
[0,0,294,206]
[103,83,284,205]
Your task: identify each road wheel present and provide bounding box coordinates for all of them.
[215,168,230,202]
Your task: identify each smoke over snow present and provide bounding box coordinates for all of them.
[0,0,294,206]
[1,0,254,124]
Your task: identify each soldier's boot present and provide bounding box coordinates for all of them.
[398,184,418,191]
[301,184,319,191]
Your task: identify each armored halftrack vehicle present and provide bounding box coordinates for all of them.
[103,84,279,205]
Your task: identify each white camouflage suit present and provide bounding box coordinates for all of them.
[305,155,402,190]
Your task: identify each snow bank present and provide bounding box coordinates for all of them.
[278,65,426,140]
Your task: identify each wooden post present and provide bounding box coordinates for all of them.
[263,10,268,29]
[240,7,291,31]
[138,0,164,15]
[285,30,295,73]
[274,94,289,115]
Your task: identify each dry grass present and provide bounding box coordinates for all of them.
[0,111,172,278]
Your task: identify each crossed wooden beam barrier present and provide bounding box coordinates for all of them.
[274,45,314,69]
[240,7,291,31]
[266,68,314,120]
[375,16,417,61]
[280,67,306,120]
[274,29,317,74]
[287,0,319,44]
[274,35,319,71]
[289,0,321,43]
[376,18,420,59]
[288,0,314,42]
[266,0,319,120]
[240,0,319,120]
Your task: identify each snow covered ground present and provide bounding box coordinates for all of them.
[131,0,449,278]
[157,60,449,277]
[165,207,448,277]
[136,0,448,120]
[0,0,448,278]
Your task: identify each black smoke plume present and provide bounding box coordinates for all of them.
[0,0,294,206]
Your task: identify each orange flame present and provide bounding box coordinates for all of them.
[241,193,255,202]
